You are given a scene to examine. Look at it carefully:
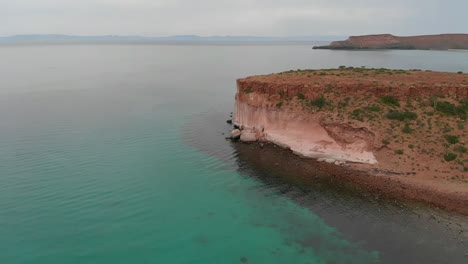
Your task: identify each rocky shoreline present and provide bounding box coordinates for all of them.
[230,140,468,215]
[229,67,468,215]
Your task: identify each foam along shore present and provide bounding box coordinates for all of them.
[231,67,468,214]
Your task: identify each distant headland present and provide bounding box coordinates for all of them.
[313,34,468,50]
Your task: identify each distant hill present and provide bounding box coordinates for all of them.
[0,34,342,44]
[313,34,468,50]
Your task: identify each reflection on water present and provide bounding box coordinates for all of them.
[184,109,468,264]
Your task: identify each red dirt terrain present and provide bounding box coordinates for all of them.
[235,68,468,214]
[313,34,468,50]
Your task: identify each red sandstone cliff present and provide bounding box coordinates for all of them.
[232,68,468,214]
[313,34,468,50]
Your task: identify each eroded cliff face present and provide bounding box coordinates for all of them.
[231,68,468,214]
[233,68,468,168]
[234,86,378,164]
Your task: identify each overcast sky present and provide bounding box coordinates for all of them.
[1,0,467,36]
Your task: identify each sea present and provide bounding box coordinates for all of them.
[1,43,467,264]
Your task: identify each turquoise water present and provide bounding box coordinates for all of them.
[1,44,467,263]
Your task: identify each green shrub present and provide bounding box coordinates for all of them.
[386,110,418,121]
[382,139,390,145]
[457,71,463,74]
[444,135,460,144]
[365,105,381,112]
[460,100,468,120]
[297,93,306,100]
[454,145,467,153]
[276,102,283,108]
[381,96,400,107]
[444,153,458,162]
[408,144,415,149]
[461,99,468,109]
[395,149,404,155]
[244,88,253,93]
[435,101,457,115]
[351,108,363,121]
[310,96,327,109]
[434,100,467,119]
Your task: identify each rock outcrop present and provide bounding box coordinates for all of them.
[231,67,468,213]
[233,68,467,163]
[313,34,468,50]
[234,92,378,164]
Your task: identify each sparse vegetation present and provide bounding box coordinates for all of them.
[444,135,460,145]
[435,101,457,115]
[444,152,458,162]
[309,96,327,109]
[351,109,363,121]
[244,88,253,93]
[432,100,467,120]
[395,149,404,155]
[454,145,467,153]
[381,96,400,107]
[364,105,381,112]
[297,93,306,100]
[276,101,283,108]
[386,110,418,121]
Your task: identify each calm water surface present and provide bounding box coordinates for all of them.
[1,44,467,264]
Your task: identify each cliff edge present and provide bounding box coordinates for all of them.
[232,67,468,214]
[313,34,468,50]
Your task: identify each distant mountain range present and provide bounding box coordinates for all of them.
[0,34,341,43]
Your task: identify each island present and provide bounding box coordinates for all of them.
[313,34,468,50]
[230,67,468,214]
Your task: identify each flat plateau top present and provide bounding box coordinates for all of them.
[239,68,468,87]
